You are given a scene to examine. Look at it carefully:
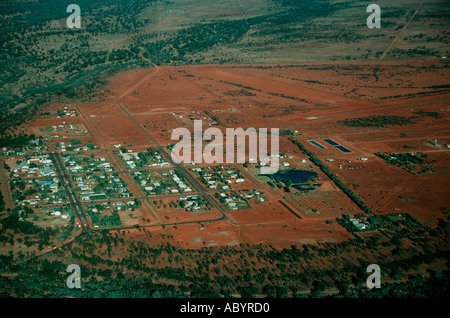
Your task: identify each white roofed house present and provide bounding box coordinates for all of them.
[69,165,83,173]
[49,183,59,193]
[98,162,111,169]
[178,183,187,189]
[208,181,217,189]
[81,192,90,201]
[39,158,53,165]
[126,160,136,168]
[40,166,56,177]
[355,223,366,230]
[13,162,30,173]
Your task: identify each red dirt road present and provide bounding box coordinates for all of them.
[25,58,450,248]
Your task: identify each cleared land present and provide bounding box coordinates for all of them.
[10,57,447,250]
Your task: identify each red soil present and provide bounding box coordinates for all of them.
[25,59,450,248]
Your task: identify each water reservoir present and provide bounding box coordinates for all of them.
[335,145,352,153]
[323,138,339,146]
[272,169,318,184]
[308,140,326,149]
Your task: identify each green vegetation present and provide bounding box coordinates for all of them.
[338,115,415,128]
[269,169,317,191]
[0,209,74,253]
[70,139,82,146]
[0,0,156,135]
[2,0,449,136]
[413,110,442,119]
[375,152,435,175]
[0,189,5,212]
[0,134,36,149]
[0,215,448,298]
[337,213,430,239]
[90,211,123,229]
[221,81,262,92]
[268,92,308,103]
[141,0,340,65]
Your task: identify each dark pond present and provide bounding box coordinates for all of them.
[308,140,326,149]
[335,145,352,153]
[323,138,339,146]
[272,169,318,184]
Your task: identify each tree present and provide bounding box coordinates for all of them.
[311,280,327,297]
[285,179,292,188]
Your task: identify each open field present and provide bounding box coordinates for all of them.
[2,0,449,133]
